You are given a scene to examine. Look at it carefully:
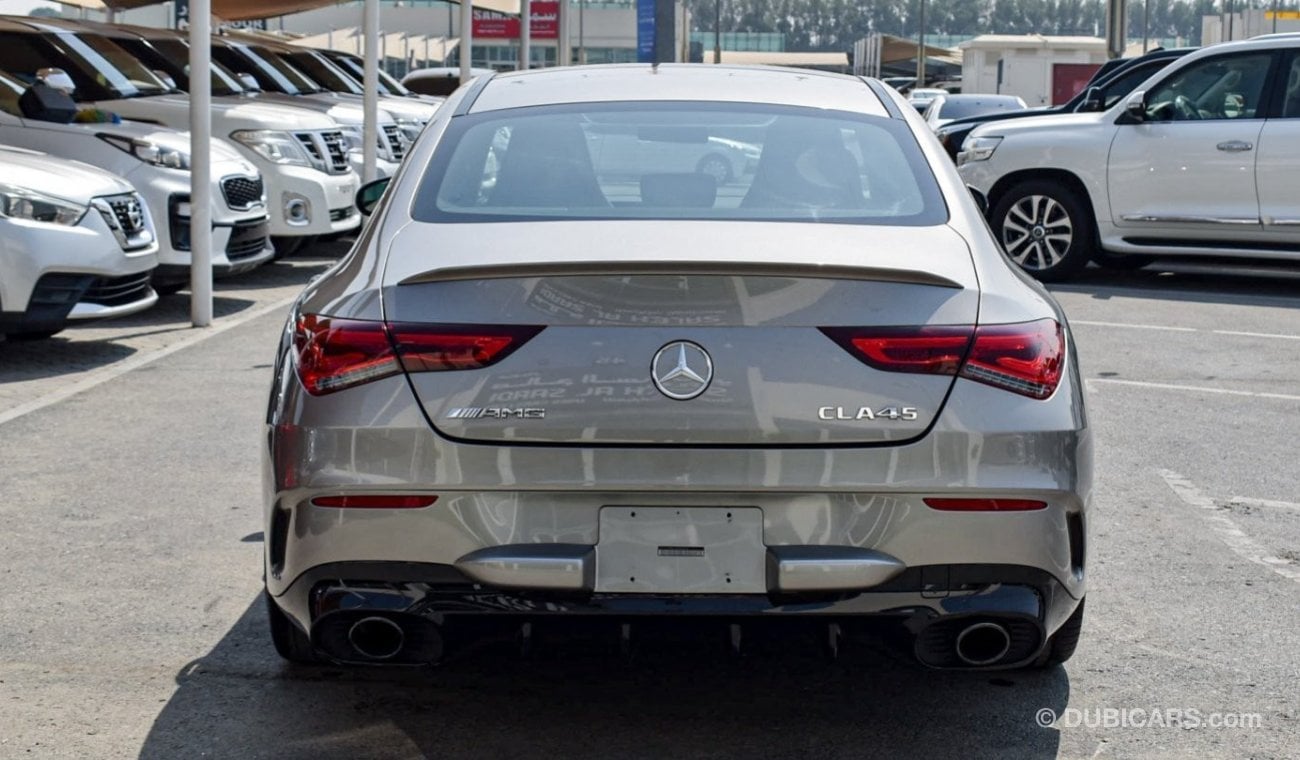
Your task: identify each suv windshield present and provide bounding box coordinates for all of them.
[212,43,322,95]
[0,30,167,100]
[113,36,244,97]
[331,53,409,96]
[414,103,946,226]
[281,51,362,94]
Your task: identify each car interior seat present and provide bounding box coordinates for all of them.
[489,120,609,208]
[741,120,866,211]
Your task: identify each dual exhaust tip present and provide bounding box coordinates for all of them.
[313,612,443,664]
[953,621,1013,666]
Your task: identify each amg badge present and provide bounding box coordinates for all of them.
[819,406,919,421]
[446,407,546,420]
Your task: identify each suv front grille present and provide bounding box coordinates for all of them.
[382,124,405,161]
[293,131,351,175]
[92,193,154,252]
[221,176,264,210]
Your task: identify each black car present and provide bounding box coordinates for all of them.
[935,47,1197,160]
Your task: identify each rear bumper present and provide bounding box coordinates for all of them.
[273,560,1081,669]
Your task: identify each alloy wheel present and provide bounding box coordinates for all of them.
[1002,194,1074,271]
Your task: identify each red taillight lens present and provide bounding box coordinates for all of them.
[924,498,1047,511]
[311,495,439,509]
[294,315,542,395]
[821,318,1064,399]
[820,326,973,375]
[388,323,544,372]
[959,319,1064,400]
[294,314,401,395]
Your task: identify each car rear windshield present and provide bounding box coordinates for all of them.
[938,97,1024,119]
[412,103,947,225]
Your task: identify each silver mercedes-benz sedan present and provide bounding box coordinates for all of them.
[263,64,1091,670]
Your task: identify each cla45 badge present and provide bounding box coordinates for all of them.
[819,406,919,421]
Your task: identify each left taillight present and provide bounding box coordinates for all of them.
[293,314,542,395]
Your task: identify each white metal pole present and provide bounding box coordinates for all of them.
[578,0,585,64]
[363,0,379,183]
[520,0,531,70]
[558,0,571,65]
[188,0,212,327]
[460,0,473,83]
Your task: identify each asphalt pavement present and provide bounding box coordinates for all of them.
[0,255,1297,759]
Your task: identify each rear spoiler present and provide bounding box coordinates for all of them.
[398,260,964,289]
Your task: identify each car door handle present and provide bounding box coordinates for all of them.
[1216,140,1254,152]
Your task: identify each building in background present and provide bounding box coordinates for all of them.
[960,35,1108,106]
[1202,9,1300,45]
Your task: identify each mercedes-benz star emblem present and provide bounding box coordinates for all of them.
[651,341,713,401]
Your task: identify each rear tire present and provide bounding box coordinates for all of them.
[1032,597,1085,668]
[991,180,1094,282]
[266,590,319,664]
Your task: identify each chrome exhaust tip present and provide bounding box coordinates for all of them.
[347,616,406,661]
[954,621,1012,666]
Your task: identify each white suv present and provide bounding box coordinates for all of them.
[959,34,1300,281]
[0,145,158,340]
[0,17,362,255]
[0,71,272,291]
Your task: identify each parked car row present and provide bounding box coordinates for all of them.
[944,34,1300,281]
[0,15,445,340]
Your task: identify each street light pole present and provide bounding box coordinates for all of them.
[915,0,926,86]
[714,0,721,64]
[1142,0,1150,52]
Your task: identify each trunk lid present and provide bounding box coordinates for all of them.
[382,221,978,447]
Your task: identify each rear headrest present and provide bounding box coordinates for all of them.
[640,173,718,208]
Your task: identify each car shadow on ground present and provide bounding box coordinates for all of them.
[139,596,1069,759]
[1055,261,1300,308]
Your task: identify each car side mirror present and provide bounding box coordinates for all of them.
[1123,90,1147,121]
[967,185,989,215]
[356,177,390,216]
[35,67,75,95]
[237,73,261,92]
[1079,86,1105,112]
[153,70,177,90]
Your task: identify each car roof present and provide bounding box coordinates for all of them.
[468,64,889,116]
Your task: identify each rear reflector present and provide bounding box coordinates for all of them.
[293,314,542,395]
[821,318,1064,399]
[311,495,439,509]
[924,498,1047,511]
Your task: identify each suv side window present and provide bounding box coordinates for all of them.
[1280,53,1300,118]
[1098,60,1166,109]
[1144,53,1272,121]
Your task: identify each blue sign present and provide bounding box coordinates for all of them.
[636,0,655,63]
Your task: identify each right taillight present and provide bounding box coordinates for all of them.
[821,318,1064,400]
[960,319,1064,400]
[293,314,542,395]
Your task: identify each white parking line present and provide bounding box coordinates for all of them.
[1224,497,1300,513]
[0,294,297,429]
[1072,320,1197,332]
[1072,320,1300,341]
[1086,378,1300,402]
[1158,470,1300,584]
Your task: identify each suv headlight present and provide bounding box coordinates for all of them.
[98,134,190,170]
[337,125,364,154]
[957,136,1002,166]
[0,183,87,226]
[395,118,423,145]
[231,130,312,167]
